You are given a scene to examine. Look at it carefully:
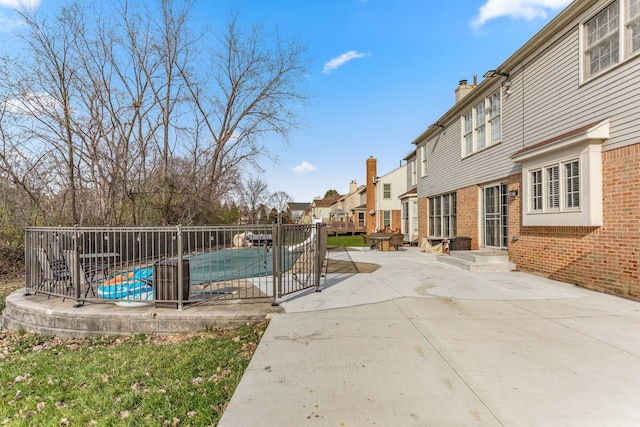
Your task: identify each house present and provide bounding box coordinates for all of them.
[287,202,310,224]
[364,156,407,234]
[328,181,366,235]
[310,194,342,224]
[413,0,640,299]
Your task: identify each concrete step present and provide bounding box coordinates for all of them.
[437,250,516,272]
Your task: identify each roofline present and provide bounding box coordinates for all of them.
[411,0,593,146]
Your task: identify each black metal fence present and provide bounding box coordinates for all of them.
[25,223,326,309]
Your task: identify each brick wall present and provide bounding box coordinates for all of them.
[456,185,480,250]
[418,197,428,244]
[509,143,640,299]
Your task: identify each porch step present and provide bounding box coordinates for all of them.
[437,250,516,272]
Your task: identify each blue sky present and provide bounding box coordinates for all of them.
[1,0,572,202]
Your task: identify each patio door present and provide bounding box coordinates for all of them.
[483,183,508,249]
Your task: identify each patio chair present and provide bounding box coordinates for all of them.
[63,249,99,298]
[388,234,404,251]
[34,247,71,293]
[362,235,377,251]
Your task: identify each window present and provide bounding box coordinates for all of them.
[528,160,580,213]
[462,90,501,156]
[383,183,391,199]
[546,166,560,209]
[475,102,486,150]
[412,201,418,235]
[628,0,640,53]
[488,91,501,143]
[428,192,457,238]
[531,170,543,211]
[411,158,417,186]
[421,144,428,177]
[583,0,640,80]
[513,119,608,227]
[383,211,391,228]
[565,161,580,208]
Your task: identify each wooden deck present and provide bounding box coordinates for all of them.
[326,221,366,236]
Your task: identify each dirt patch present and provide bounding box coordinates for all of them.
[325,247,379,274]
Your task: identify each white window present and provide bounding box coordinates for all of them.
[383,210,391,228]
[412,201,418,235]
[513,120,608,227]
[583,0,640,80]
[531,169,543,211]
[488,91,501,143]
[421,144,428,177]
[475,102,486,150]
[462,90,501,156]
[546,165,560,209]
[565,160,580,209]
[529,161,578,213]
[383,183,391,199]
[411,158,417,186]
[628,0,640,53]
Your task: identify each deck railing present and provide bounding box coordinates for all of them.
[25,223,326,309]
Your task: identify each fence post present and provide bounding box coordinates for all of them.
[73,225,81,304]
[271,223,280,305]
[176,225,183,311]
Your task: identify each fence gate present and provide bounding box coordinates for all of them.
[272,222,326,302]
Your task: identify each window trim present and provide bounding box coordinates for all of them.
[461,90,502,157]
[428,192,457,238]
[513,119,608,227]
[383,183,391,200]
[581,0,640,82]
[528,159,580,214]
[420,144,428,178]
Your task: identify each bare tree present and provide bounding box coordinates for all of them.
[270,190,292,222]
[0,0,310,229]
[238,176,270,224]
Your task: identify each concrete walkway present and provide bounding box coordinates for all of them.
[219,247,640,426]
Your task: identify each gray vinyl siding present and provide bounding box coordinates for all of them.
[417,0,640,200]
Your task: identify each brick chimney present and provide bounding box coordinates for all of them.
[366,157,377,234]
[349,180,357,194]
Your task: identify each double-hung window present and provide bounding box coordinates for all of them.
[584,0,640,80]
[462,90,501,156]
[383,211,391,228]
[383,183,391,200]
[411,158,417,186]
[628,0,640,54]
[421,144,428,177]
[529,160,580,213]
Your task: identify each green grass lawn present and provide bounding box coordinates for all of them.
[326,235,365,247]
[0,278,266,426]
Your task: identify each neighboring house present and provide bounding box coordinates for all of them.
[287,202,310,224]
[327,181,366,234]
[310,194,342,224]
[364,156,407,233]
[412,0,639,299]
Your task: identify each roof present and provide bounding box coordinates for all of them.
[512,119,609,161]
[399,187,418,199]
[313,194,342,208]
[287,202,310,211]
[411,0,596,146]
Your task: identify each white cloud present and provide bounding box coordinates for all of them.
[0,0,40,8]
[472,0,571,28]
[322,50,368,75]
[0,0,40,31]
[4,92,59,115]
[290,161,317,174]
